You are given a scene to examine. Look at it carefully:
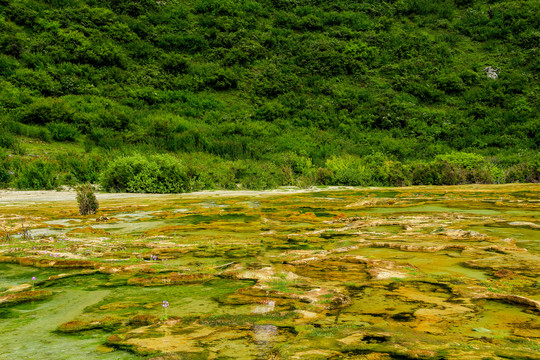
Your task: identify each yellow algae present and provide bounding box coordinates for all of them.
[0,185,539,359]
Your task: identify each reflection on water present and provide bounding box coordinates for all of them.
[252,324,278,358]
[252,299,275,314]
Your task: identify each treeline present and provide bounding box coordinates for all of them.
[0,0,538,191]
[1,150,538,192]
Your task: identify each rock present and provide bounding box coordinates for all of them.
[294,310,321,324]
[508,221,540,229]
[367,268,408,280]
[5,283,32,293]
[95,345,115,353]
[437,229,486,239]
[461,286,540,311]
[99,302,135,310]
[483,66,499,80]
[345,198,400,208]
[472,327,491,333]
[18,257,95,268]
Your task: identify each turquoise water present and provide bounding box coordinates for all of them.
[0,286,138,360]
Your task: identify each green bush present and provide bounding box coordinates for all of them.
[26,125,52,142]
[179,152,237,190]
[0,166,10,185]
[20,98,73,125]
[56,153,103,184]
[9,68,60,96]
[161,54,189,74]
[436,152,503,183]
[436,152,486,170]
[0,149,11,185]
[410,161,460,185]
[46,122,80,142]
[0,80,33,110]
[436,73,466,94]
[505,160,540,183]
[0,128,18,150]
[385,161,410,187]
[409,152,505,185]
[233,160,282,190]
[326,154,371,186]
[100,154,189,193]
[14,160,58,190]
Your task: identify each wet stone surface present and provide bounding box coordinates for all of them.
[0,184,539,359]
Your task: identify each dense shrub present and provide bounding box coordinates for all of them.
[0,166,10,185]
[505,160,540,183]
[414,161,469,185]
[178,152,237,190]
[0,149,11,185]
[233,160,283,190]
[326,154,371,186]
[437,152,504,183]
[46,122,79,141]
[100,154,189,193]
[0,128,18,150]
[14,160,58,190]
[55,153,103,184]
[20,98,73,125]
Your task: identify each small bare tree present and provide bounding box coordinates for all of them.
[76,184,99,215]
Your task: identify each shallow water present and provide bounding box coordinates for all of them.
[0,263,68,291]
[1,185,539,359]
[349,247,490,281]
[0,285,136,360]
[460,300,540,339]
[366,204,502,215]
[468,225,540,252]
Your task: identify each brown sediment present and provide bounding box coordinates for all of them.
[0,290,53,306]
[127,272,214,286]
[0,255,97,269]
[68,226,110,235]
[57,316,123,333]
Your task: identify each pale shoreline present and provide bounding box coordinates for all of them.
[0,186,353,203]
[0,183,538,203]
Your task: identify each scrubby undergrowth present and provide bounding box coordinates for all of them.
[0,0,538,192]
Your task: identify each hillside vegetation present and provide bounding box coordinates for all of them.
[0,0,538,192]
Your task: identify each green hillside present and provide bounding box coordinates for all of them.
[0,0,538,191]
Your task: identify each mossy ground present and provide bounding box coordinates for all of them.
[0,184,539,359]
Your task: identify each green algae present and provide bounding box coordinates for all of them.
[461,300,540,339]
[0,286,137,360]
[84,279,254,319]
[468,225,540,252]
[366,204,503,215]
[348,248,490,281]
[1,185,539,359]
[0,263,68,291]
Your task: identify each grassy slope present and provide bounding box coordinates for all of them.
[0,0,538,191]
